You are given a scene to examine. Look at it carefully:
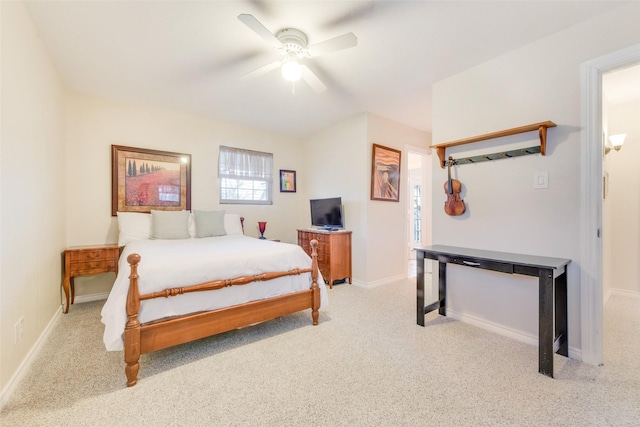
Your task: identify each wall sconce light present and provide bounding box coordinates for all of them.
[605,133,626,155]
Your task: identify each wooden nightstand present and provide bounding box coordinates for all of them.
[62,244,120,313]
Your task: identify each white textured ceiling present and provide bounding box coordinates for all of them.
[25,1,625,137]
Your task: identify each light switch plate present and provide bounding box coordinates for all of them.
[533,171,549,189]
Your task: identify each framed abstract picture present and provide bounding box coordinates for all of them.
[111,145,191,216]
[279,169,296,193]
[370,143,401,202]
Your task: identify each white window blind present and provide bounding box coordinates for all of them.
[218,146,273,205]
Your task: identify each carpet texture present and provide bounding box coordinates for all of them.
[1,280,639,426]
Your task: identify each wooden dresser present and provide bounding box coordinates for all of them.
[297,229,352,288]
[62,244,120,313]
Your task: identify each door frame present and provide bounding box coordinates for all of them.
[405,144,431,263]
[580,43,640,365]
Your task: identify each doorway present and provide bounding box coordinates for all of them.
[406,146,431,277]
[602,64,640,362]
[581,43,640,366]
[602,64,640,302]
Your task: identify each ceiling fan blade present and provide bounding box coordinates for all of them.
[240,61,281,80]
[323,3,377,29]
[301,66,327,93]
[308,33,357,57]
[238,14,282,49]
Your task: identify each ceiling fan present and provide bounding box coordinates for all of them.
[237,14,357,93]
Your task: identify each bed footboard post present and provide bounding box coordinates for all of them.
[124,253,141,387]
[310,239,320,325]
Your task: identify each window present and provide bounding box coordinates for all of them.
[218,146,273,205]
[412,184,422,243]
[158,184,180,202]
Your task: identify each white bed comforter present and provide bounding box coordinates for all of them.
[101,235,328,351]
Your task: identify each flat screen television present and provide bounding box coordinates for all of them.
[310,197,343,230]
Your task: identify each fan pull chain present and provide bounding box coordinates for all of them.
[291,81,296,95]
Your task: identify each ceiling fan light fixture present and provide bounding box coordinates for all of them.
[238,14,357,92]
[281,58,302,82]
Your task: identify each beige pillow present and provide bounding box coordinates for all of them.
[150,210,191,240]
[194,210,226,238]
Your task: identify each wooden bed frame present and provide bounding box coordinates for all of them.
[123,240,320,387]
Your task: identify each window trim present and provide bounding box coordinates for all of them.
[218,146,273,205]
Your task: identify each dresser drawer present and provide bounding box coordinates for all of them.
[69,249,113,262]
[70,260,117,275]
[300,238,327,254]
[312,233,328,243]
[317,251,328,264]
[300,241,312,253]
[315,242,328,255]
[450,257,514,274]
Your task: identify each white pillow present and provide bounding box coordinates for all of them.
[117,212,151,246]
[150,210,191,240]
[224,213,244,235]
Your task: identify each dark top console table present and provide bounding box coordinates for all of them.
[415,245,571,378]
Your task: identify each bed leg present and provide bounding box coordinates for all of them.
[125,253,141,387]
[310,239,320,325]
[125,352,139,387]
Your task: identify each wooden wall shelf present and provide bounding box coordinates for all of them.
[430,121,557,168]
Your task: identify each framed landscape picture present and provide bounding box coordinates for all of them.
[370,143,401,202]
[111,145,191,216]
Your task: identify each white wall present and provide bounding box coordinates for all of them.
[304,113,430,285]
[64,91,306,297]
[366,114,431,284]
[303,114,369,283]
[432,2,640,355]
[1,1,66,397]
[607,99,640,296]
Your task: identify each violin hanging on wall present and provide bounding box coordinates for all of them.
[444,156,466,216]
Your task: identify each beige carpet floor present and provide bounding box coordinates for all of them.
[1,279,639,426]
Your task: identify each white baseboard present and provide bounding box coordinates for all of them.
[0,292,108,409]
[0,306,62,410]
[609,288,640,300]
[604,288,640,306]
[73,292,109,304]
[352,274,407,289]
[447,308,581,361]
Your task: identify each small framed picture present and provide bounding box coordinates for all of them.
[279,170,296,193]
